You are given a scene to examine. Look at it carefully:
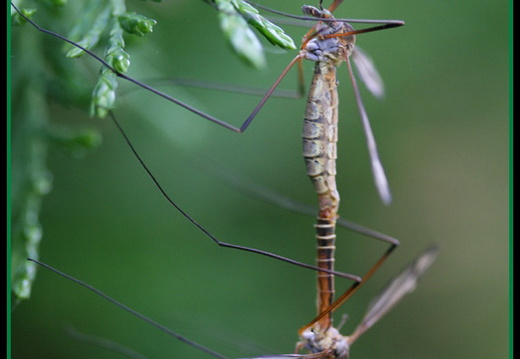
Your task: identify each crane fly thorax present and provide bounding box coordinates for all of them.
[301,6,355,66]
[298,326,351,359]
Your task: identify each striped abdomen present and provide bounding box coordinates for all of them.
[303,61,340,329]
[303,61,340,220]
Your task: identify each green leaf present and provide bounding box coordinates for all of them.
[10,0,157,301]
[59,1,157,116]
[107,19,131,73]
[118,12,157,37]
[90,72,118,118]
[232,0,296,50]
[64,3,111,58]
[11,8,37,26]
[11,30,53,300]
[207,0,296,68]
[213,0,266,69]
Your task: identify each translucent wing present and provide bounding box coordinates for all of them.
[205,163,399,245]
[346,57,392,204]
[351,47,385,99]
[348,247,439,344]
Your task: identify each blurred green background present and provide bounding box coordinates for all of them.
[10,1,509,359]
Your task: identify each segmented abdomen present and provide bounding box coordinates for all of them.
[303,61,340,219]
[303,61,340,329]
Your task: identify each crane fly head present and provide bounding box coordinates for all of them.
[298,325,351,359]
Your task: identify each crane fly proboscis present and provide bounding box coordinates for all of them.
[11,1,437,359]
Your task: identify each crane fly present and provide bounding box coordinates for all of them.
[240,2,434,359]
[260,0,407,351]
[11,1,437,358]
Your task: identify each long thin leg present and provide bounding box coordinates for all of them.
[109,112,361,282]
[11,4,301,134]
[244,1,403,25]
[27,258,230,359]
[238,55,304,132]
[30,256,360,359]
[299,243,398,333]
[327,0,345,13]
[316,0,344,12]
[323,22,404,39]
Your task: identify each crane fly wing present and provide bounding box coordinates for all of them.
[348,247,439,344]
[346,57,392,204]
[351,47,385,99]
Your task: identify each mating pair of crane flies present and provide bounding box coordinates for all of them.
[12,1,437,358]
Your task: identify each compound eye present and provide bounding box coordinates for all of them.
[301,5,320,17]
[301,5,332,19]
